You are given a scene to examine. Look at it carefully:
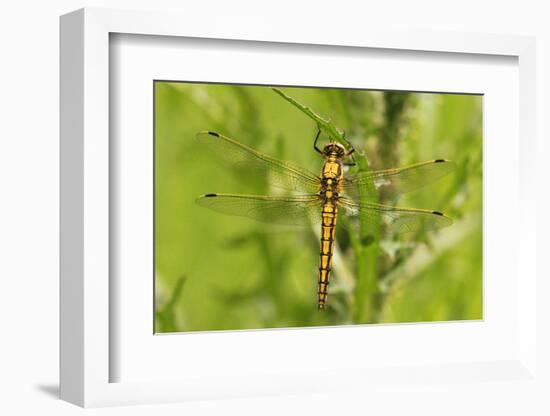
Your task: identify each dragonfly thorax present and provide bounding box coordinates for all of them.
[322,142,346,159]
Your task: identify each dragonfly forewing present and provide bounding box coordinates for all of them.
[196,131,321,194]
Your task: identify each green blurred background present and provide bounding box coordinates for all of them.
[154,82,482,333]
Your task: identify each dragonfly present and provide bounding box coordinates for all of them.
[195,130,455,310]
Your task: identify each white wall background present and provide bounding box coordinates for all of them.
[1,1,548,415]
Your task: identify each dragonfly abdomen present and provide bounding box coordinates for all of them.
[318,201,337,310]
[317,157,344,310]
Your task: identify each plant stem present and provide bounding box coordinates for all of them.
[351,152,380,324]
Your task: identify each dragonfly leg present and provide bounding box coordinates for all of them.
[342,132,356,157]
[343,133,356,165]
[344,152,357,167]
[313,127,323,154]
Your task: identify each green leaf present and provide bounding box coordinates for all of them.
[272,87,346,144]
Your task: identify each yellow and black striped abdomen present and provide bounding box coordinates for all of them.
[318,202,337,309]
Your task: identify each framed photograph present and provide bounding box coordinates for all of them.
[60,8,537,408]
[153,81,480,330]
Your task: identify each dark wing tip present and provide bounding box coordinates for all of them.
[195,131,220,140]
[432,210,454,229]
[195,193,217,205]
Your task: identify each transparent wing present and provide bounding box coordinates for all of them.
[196,193,322,226]
[343,159,455,201]
[196,131,321,193]
[338,197,452,234]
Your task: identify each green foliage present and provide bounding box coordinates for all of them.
[272,88,345,144]
[154,82,482,332]
[155,276,186,333]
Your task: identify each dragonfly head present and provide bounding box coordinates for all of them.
[322,142,346,158]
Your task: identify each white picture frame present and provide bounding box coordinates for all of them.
[60,7,537,408]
